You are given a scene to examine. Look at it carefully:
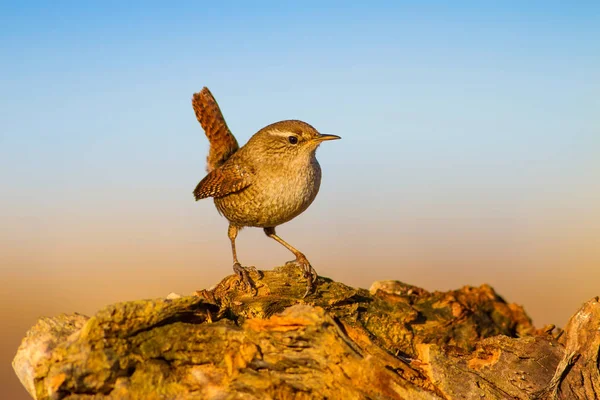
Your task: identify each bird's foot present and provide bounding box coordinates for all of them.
[233,262,258,295]
[285,255,318,298]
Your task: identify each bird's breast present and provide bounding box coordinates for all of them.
[214,157,322,227]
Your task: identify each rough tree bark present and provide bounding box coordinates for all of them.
[12,264,600,399]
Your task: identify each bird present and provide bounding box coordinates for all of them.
[191,87,340,297]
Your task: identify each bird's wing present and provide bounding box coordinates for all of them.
[193,161,253,200]
[192,87,239,172]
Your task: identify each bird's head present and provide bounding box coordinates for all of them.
[247,120,340,160]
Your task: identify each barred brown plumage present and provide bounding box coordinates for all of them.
[193,163,252,200]
[192,87,239,173]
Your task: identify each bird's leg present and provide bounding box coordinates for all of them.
[228,224,256,294]
[263,227,317,297]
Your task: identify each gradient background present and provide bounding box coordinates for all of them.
[2,2,599,398]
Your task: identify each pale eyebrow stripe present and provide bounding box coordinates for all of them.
[268,129,294,138]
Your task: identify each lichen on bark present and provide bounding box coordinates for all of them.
[12,265,600,399]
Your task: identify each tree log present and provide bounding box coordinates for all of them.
[12,265,600,399]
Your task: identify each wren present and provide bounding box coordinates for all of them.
[192,87,340,296]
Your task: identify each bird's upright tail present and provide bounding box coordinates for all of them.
[192,87,239,172]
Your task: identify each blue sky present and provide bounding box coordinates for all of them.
[2,2,598,218]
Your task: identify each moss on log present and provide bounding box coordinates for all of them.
[12,265,600,399]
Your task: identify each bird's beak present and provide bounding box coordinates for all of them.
[315,133,341,142]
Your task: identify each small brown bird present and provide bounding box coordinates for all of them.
[192,87,340,296]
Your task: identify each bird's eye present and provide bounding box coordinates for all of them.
[288,136,298,144]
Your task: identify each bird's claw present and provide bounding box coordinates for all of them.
[233,262,257,295]
[286,256,318,297]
